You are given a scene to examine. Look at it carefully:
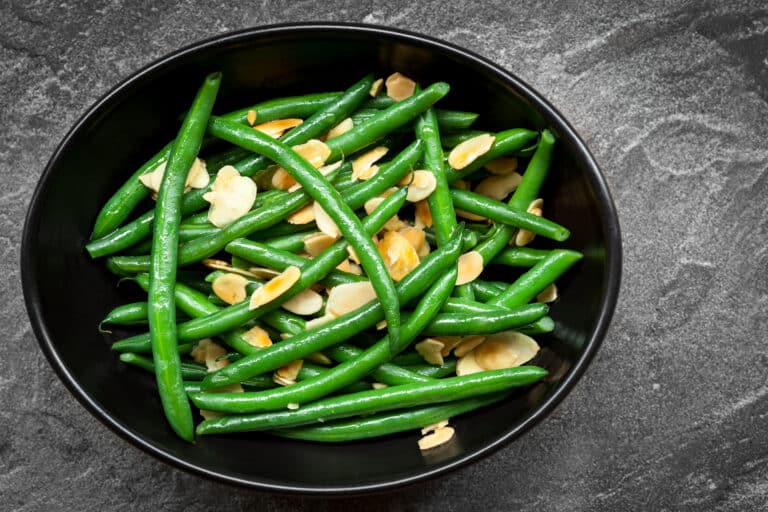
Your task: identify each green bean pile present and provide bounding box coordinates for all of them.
[90,72,583,448]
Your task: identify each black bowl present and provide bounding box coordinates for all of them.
[22,23,621,494]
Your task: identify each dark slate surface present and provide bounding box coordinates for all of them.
[3,1,768,510]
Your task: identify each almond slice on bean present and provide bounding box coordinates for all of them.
[414,200,433,228]
[456,209,487,222]
[140,157,210,195]
[377,230,420,281]
[415,338,445,365]
[271,167,297,190]
[385,72,416,101]
[536,283,558,303]
[453,335,486,358]
[369,78,384,97]
[273,359,304,386]
[253,118,303,138]
[242,325,272,348]
[191,339,230,372]
[484,157,518,175]
[201,258,259,279]
[405,171,437,202]
[326,281,377,317]
[326,117,354,139]
[294,139,331,168]
[211,273,249,305]
[398,226,428,256]
[456,251,483,286]
[515,198,544,246]
[247,267,281,279]
[287,202,316,224]
[246,110,257,126]
[372,382,388,390]
[305,314,336,330]
[474,172,523,202]
[352,146,388,181]
[282,288,323,315]
[421,419,449,435]
[249,266,301,310]
[306,352,332,365]
[418,426,455,451]
[336,259,362,275]
[448,134,495,170]
[304,232,336,257]
[455,349,485,376]
[474,331,540,371]
[434,336,463,356]
[313,202,341,239]
[202,165,258,228]
[364,196,404,231]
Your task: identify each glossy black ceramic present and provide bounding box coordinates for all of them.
[22,23,621,495]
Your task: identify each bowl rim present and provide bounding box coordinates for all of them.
[21,21,622,496]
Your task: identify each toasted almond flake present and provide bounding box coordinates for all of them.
[242,325,273,348]
[405,170,437,202]
[276,359,303,382]
[200,409,225,420]
[202,258,259,279]
[280,332,293,340]
[456,209,487,221]
[293,139,331,168]
[247,267,281,279]
[421,419,449,435]
[287,202,316,224]
[474,172,522,201]
[303,232,336,257]
[253,118,303,138]
[529,198,544,210]
[397,172,414,186]
[288,160,343,192]
[212,273,250,305]
[453,335,487,358]
[474,331,540,370]
[249,266,301,310]
[484,157,518,175]
[202,165,257,228]
[372,382,388,390]
[347,245,360,264]
[536,283,558,303]
[448,134,495,170]
[376,320,387,330]
[385,72,416,101]
[414,200,433,228]
[415,338,445,365]
[271,167,297,190]
[377,230,420,281]
[456,251,483,286]
[139,157,209,195]
[326,281,377,317]
[398,226,427,254]
[191,339,230,372]
[515,198,544,247]
[287,402,300,410]
[455,349,485,376]
[306,352,332,365]
[313,202,342,239]
[352,146,388,181]
[418,426,455,451]
[435,336,463,356]
[336,258,362,275]
[326,117,354,139]
[305,314,336,330]
[246,110,257,126]
[282,288,323,315]
[369,78,384,97]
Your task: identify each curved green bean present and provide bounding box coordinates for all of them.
[490,247,552,267]
[101,301,149,327]
[419,303,548,336]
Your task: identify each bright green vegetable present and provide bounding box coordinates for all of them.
[419,302,549,336]
[100,301,149,327]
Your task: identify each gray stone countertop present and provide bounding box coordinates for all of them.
[2,1,767,510]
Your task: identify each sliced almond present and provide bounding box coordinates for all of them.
[246,110,257,126]
[364,196,403,231]
[287,402,300,410]
[140,157,210,195]
[211,273,249,305]
[456,251,483,286]
[372,382,388,390]
[253,118,303,138]
[415,338,445,365]
[249,266,301,310]
[455,349,485,376]
[304,232,336,257]
[414,200,433,228]
[202,258,259,279]
[474,331,540,370]
[418,426,455,451]
[191,339,229,372]
[369,78,384,97]
[293,139,331,168]
[242,325,272,348]
[484,157,518,175]
[200,410,225,420]
[434,336,463,356]
[405,171,437,202]
[326,281,377,317]
[536,283,558,303]
[306,352,332,365]
[456,209,487,222]
[282,288,323,315]
[313,202,342,239]
[377,230,420,281]
[453,335,486,358]
[305,314,336,330]
[398,226,427,255]
[271,167,297,190]
[247,267,281,279]
[326,117,354,139]
[336,258,362,275]
[352,146,388,181]
[287,202,315,224]
[385,72,416,101]
[274,359,303,386]
[421,419,449,435]
[202,165,257,228]
[448,134,495,170]
[474,172,522,201]
[515,198,544,246]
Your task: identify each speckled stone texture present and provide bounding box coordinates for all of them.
[2,0,767,510]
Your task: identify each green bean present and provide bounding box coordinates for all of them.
[469,279,507,302]
[199,226,463,391]
[324,344,434,386]
[490,247,552,267]
[207,117,403,350]
[390,352,427,366]
[353,108,478,132]
[195,366,546,432]
[273,393,506,442]
[447,128,540,183]
[516,316,555,335]
[450,189,570,241]
[87,77,373,257]
[406,359,458,379]
[254,231,311,253]
[440,297,508,315]
[424,228,478,251]
[147,71,220,442]
[192,263,458,413]
[101,301,149,327]
[201,146,253,173]
[440,130,486,149]
[90,91,342,240]
[488,250,582,308]
[419,303,548,336]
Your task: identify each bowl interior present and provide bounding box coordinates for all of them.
[23,25,620,493]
